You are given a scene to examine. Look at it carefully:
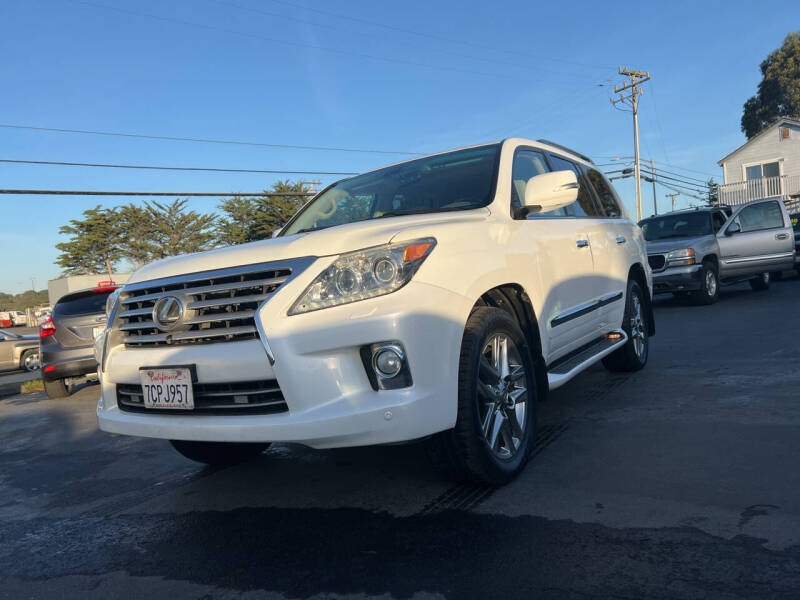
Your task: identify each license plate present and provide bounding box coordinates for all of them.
[139,367,195,410]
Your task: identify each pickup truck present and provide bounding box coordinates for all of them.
[97,138,655,485]
[640,200,796,304]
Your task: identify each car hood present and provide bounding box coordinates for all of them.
[645,235,711,254]
[127,209,490,284]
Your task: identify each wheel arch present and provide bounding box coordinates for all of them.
[628,263,656,336]
[472,284,548,402]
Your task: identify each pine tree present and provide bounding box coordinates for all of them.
[146,199,217,260]
[741,31,800,138]
[55,206,122,278]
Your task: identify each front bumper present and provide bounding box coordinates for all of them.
[97,280,472,449]
[652,264,703,294]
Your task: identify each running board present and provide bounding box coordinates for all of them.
[547,331,628,390]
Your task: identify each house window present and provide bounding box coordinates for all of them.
[745,161,780,180]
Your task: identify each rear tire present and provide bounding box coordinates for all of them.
[426,307,537,486]
[20,349,40,372]
[603,279,649,372]
[170,440,270,466]
[44,378,71,399]
[690,262,719,305]
[749,272,771,291]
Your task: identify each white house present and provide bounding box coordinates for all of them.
[717,117,800,211]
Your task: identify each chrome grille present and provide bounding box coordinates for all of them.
[116,380,288,415]
[117,265,291,347]
[648,254,666,272]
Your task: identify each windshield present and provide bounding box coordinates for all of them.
[640,212,712,241]
[282,144,501,236]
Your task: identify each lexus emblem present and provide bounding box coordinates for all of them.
[152,296,184,331]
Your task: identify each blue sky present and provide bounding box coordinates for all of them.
[0,0,795,294]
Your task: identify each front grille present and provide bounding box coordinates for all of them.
[116,380,288,415]
[648,254,666,272]
[117,265,290,347]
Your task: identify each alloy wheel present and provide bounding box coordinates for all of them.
[477,333,528,459]
[24,352,40,372]
[630,294,647,359]
[706,270,717,296]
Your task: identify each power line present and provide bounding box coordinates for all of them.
[0,159,357,176]
[254,0,615,71]
[651,159,719,179]
[0,189,314,197]
[211,0,599,85]
[0,123,419,156]
[640,169,707,192]
[650,165,708,184]
[70,0,527,84]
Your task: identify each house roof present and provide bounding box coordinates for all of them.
[717,117,800,166]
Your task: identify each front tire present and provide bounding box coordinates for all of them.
[691,262,719,305]
[750,272,771,291]
[427,307,537,486]
[603,279,649,372]
[170,440,270,466]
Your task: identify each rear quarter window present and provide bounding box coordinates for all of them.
[54,291,112,317]
[585,168,624,218]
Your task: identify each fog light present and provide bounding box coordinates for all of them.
[360,341,412,391]
[374,345,404,378]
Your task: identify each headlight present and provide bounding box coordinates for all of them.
[666,248,696,266]
[289,238,436,315]
[105,289,121,320]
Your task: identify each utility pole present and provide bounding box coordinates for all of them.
[611,67,650,222]
[299,179,322,194]
[665,192,679,212]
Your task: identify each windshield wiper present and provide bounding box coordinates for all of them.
[294,226,331,234]
[377,207,460,219]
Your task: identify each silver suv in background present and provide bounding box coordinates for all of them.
[40,285,118,398]
[640,199,796,304]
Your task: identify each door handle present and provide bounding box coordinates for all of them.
[776,233,789,240]
[576,239,589,248]
[616,236,626,244]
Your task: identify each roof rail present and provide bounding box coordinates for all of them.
[536,139,594,164]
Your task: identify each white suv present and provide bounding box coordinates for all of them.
[97,138,654,484]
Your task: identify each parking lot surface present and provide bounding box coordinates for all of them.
[1,280,800,599]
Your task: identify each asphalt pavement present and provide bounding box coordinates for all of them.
[1,278,800,599]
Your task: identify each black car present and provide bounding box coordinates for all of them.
[40,285,118,398]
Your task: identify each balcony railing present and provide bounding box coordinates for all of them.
[719,175,800,209]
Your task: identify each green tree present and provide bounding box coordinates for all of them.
[118,203,158,268]
[707,178,719,205]
[55,206,121,278]
[741,31,800,138]
[216,180,310,245]
[146,199,217,260]
[215,196,262,246]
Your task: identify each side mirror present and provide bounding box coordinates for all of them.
[725,222,741,236]
[522,170,579,215]
[271,228,283,238]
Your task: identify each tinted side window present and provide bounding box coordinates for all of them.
[546,154,600,217]
[54,291,112,317]
[585,168,623,218]
[511,149,565,217]
[712,211,727,233]
[733,201,785,233]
